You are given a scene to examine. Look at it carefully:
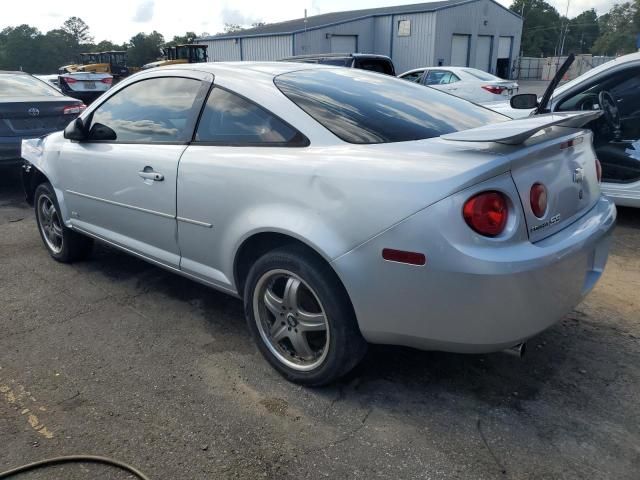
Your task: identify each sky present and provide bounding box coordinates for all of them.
[1,0,618,44]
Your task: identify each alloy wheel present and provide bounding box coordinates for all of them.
[253,269,330,371]
[37,194,63,254]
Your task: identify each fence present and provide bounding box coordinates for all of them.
[514,55,615,80]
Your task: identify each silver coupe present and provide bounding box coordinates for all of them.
[22,63,616,385]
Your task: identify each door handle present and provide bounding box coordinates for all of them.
[138,167,164,181]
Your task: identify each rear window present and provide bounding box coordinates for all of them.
[274,69,507,144]
[0,74,62,97]
[463,69,500,81]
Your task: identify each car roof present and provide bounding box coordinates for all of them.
[283,53,392,60]
[0,70,29,75]
[158,61,338,78]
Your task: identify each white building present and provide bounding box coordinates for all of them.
[198,0,523,77]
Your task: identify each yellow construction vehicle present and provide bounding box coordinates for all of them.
[75,51,130,78]
[141,44,208,69]
[59,53,101,74]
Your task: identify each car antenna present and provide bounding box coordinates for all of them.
[534,53,575,115]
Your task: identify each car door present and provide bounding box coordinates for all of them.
[176,86,309,291]
[58,71,212,267]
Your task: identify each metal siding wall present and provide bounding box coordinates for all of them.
[242,35,293,60]
[373,15,392,56]
[391,12,437,75]
[293,18,375,55]
[434,0,522,75]
[203,39,241,61]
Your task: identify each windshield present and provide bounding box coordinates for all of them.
[0,74,62,97]
[275,68,507,144]
[463,68,500,81]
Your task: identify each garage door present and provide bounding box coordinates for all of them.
[330,35,357,53]
[451,34,470,67]
[497,36,512,59]
[475,35,492,72]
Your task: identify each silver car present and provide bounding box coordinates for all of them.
[22,63,616,385]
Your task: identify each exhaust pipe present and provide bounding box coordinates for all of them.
[502,342,526,358]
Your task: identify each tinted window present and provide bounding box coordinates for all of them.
[0,74,62,97]
[195,87,306,145]
[275,69,506,144]
[425,70,459,85]
[88,77,201,143]
[400,71,424,83]
[318,58,352,67]
[354,58,395,75]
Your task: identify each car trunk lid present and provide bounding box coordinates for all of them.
[442,111,602,242]
[0,97,82,137]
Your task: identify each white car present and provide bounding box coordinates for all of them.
[57,72,113,104]
[35,74,61,90]
[488,53,640,207]
[398,66,519,103]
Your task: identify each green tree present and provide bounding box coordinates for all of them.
[0,25,45,72]
[166,31,197,46]
[510,0,562,56]
[591,2,639,55]
[127,31,165,66]
[62,16,93,44]
[562,9,600,54]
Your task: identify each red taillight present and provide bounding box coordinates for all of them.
[463,191,508,237]
[63,104,87,115]
[530,183,548,218]
[382,248,426,266]
[481,85,506,95]
[101,77,113,84]
[62,76,77,84]
[595,158,602,183]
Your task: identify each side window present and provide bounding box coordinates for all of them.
[400,71,424,83]
[195,87,308,146]
[557,67,640,116]
[88,77,202,143]
[425,70,454,85]
[449,73,461,83]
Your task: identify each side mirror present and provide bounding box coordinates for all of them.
[510,93,538,110]
[63,117,86,141]
[88,123,117,141]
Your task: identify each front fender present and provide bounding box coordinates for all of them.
[21,133,70,223]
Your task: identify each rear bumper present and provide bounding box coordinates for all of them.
[59,89,105,104]
[332,195,616,353]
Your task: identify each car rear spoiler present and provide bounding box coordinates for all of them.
[441,111,602,145]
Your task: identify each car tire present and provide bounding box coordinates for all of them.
[34,182,93,263]
[244,245,367,386]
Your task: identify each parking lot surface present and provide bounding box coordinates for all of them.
[1,165,639,479]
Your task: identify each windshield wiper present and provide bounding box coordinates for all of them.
[534,53,575,115]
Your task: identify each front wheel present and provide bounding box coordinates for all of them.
[244,246,367,386]
[34,183,93,263]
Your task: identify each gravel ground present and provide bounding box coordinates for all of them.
[1,164,639,479]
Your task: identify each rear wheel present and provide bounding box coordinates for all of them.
[244,246,367,386]
[34,183,93,263]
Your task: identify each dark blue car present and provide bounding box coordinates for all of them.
[1,71,85,166]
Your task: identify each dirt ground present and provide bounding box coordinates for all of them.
[1,165,639,479]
